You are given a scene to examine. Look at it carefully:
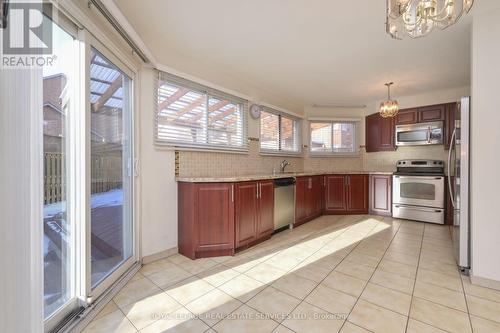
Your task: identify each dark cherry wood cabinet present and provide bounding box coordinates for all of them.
[347,175,369,213]
[445,176,454,225]
[395,108,419,125]
[445,102,457,150]
[365,113,396,153]
[178,182,235,259]
[325,175,347,212]
[295,176,323,226]
[418,104,446,122]
[324,174,369,214]
[235,180,274,249]
[369,174,392,216]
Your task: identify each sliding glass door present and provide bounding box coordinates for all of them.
[89,47,134,293]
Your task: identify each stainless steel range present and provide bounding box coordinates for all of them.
[392,159,445,224]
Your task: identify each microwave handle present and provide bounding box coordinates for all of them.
[427,126,431,143]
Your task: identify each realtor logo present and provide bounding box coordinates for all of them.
[2,2,52,55]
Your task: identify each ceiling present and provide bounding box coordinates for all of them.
[114,0,472,110]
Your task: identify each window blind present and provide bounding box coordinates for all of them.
[260,106,301,154]
[310,121,357,155]
[155,71,248,151]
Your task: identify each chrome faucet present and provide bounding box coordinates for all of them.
[280,160,291,173]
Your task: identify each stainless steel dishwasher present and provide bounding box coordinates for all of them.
[274,177,295,230]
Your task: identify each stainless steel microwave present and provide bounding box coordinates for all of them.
[395,121,444,146]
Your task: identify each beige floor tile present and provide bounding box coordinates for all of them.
[348,299,407,333]
[466,294,500,324]
[113,277,163,308]
[139,307,209,333]
[370,269,415,294]
[305,284,357,315]
[406,319,448,333]
[264,254,303,271]
[129,272,145,282]
[419,249,456,264]
[416,268,463,292]
[245,262,288,284]
[360,282,412,315]
[299,252,343,270]
[418,258,459,277]
[146,264,192,289]
[121,292,181,330]
[335,261,375,281]
[291,262,331,283]
[218,274,266,302]
[463,278,500,303]
[387,243,421,256]
[196,264,240,287]
[167,254,194,266]
[378,259,416,279]
[178,258,219,275]
[247,287,301,323]
[212,304,280,333]
[140,259,177,276]
[383,250,419,267]
[83,310,137,333]
[95,300,119,320]
[185,289,242,326]
[270,273,318,299]
[470,315,500,333]
[345,252,381,268]
[222,255,263,273]
[340,322,372,333]
[282,302,346,333]
[322,271,367,297]
[410,297,472,333]
[273,325,295,333]
[165,276,214,305]
[413,280,467,312]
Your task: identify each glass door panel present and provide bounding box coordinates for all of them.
[89,48,133,288]
[43,18,76,319]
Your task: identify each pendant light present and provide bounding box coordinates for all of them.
[379,82,399,118]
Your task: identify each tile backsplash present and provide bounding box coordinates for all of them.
[176,143,448,177]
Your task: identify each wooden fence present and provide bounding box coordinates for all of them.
[44,153,122,205]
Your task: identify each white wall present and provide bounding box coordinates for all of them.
[470,3,500,286]
[139,67,178,257]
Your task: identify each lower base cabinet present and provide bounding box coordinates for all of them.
[324,174,369,214]
[369,174,392,217]
[295,176,323,226]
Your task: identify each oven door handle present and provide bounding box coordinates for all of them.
[394,205,443,213]
[393,175,443,181]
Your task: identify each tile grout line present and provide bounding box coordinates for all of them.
[337,217,406,332]
[459,272,475,332]
[403,221,425,333]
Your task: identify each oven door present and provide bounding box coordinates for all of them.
[393,175,445,208]
[395,121,443,146]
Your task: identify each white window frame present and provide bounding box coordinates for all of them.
[155,71,249,152]
[259,107,302,156]
[309,119,360,157]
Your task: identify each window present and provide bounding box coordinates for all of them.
[260,107,301,154]
[310,121,358,155]
[156,72,248,151]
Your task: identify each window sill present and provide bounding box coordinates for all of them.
[155,143,249,155]
[259,151,303,157]
[309,153,360,158]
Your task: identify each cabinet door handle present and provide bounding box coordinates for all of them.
[231,184,234,202]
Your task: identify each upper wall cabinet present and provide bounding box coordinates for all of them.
[395,108,419,125]
[365,113,396,153]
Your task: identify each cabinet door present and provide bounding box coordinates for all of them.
[445,103,457,150]
[347,175,369,213]
[196,183,235,252]
[312,176,324,215]
[295,177,308,222]
[325,175,347,212]
[365,113,395,152]
[369,174,392,216]
[235,182,258,248]
[396,109,418,125]
[305,178,316,218]
[418,104,445,122]
[257,180,275,238]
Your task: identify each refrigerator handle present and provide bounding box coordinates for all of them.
[447,128,456,208]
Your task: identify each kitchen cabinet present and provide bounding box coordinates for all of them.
[295,176,323,226]
[235,180,275,249]
[418,104,446,122]
[325,174,369,214]
[395,108,419,125]
[369,174,392,216]
[445,102,457,150]
[178,182,235,259]
[445,176,454,225]
[365,112,396,152]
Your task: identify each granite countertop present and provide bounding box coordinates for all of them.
[176,171,394,183]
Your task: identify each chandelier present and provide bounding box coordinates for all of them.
[386,0,474,39]
[380,82,399,118]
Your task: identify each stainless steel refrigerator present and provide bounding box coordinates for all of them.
[448,96,470,273]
